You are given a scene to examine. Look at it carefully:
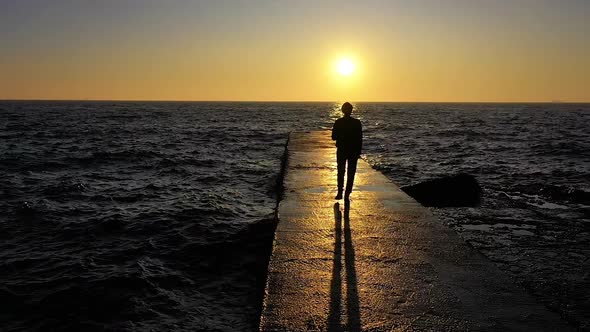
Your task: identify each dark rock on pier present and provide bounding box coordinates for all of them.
[401,173,481,207]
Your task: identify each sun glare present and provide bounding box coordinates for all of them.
[336,58,355,76]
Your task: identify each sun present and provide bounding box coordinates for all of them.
[336,58,355,76]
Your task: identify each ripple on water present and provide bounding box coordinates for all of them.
[1,101,590,330]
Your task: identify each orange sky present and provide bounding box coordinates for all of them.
[1,1,589,102]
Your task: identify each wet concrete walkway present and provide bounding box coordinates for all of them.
[260,130,572,331]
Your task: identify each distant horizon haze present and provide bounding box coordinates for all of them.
[2,99,589,104]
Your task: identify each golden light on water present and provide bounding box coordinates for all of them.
[336,58,355,76]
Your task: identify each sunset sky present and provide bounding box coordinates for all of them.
[1,0,589,102]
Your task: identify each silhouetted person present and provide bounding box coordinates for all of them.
[332,102,362,200]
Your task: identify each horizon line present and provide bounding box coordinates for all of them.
[1,99,589,104]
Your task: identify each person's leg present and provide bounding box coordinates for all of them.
[345,156,358,198]
[336,149,346,199]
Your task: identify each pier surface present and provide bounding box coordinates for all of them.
[260,131,572,331]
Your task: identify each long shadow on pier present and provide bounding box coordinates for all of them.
[328,201,361,331]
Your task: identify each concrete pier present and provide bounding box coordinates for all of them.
[260,131,572,331]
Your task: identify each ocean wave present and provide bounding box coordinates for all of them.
[2,101,589,330]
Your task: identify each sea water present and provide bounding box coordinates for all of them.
[1,101,588,330]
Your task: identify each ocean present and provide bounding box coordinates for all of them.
[1,101,589,331]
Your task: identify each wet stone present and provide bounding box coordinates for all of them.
[259,130,574,332]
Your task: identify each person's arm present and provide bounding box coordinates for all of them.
[331,120,338,141]
[357,121,363,157]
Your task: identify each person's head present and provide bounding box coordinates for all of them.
[341,102,353,116]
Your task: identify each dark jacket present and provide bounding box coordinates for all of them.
[332,116,362,157]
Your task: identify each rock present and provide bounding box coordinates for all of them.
[401,173,481,207]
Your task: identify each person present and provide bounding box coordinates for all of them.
[331,102,362,200]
